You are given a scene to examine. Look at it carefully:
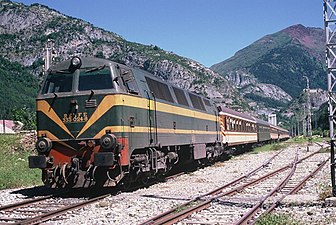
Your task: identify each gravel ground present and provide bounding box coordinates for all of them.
[274,144,336,225]
[0,142,334,225]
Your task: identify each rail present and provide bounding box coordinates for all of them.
[138,147,327,225]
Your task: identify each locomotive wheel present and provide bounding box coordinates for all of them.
[139,176,149,185]
[121,177,133,191]
[156,173,165,182]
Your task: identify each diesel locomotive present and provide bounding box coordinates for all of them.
[28,56,289,188]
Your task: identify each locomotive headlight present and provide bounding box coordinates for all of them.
[36,137,52,154]
[71,56,81,67]
[69,56,82,72]
[100,134,117,150]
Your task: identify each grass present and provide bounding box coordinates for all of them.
[0,134,42,189]
[287,135,328,144]
[251,142,289,154]
[256,213,300,225]
[251,136,328,154]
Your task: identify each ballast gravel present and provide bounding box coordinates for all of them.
[0,142,335,224]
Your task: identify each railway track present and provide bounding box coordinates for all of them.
[0,143,329,224]
[0,170,190,225]
[139,144,329,225]
[0,189,114,225]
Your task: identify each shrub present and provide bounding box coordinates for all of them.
[0,135,42,189]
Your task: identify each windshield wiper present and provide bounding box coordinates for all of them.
[88,89,95,100]
[85,65,105,73]
[50,69,72,74]
[50,93,58,108]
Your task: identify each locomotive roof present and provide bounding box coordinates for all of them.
[48,57,115,71]
[218,106,256,122]
[269,123,288,132]
[255,118,270,126]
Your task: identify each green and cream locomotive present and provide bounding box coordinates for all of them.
[29,57,225,188]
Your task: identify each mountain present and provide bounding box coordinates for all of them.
[0,56,37,118]
[211,24,326,114]
[0,0,329,130]
[0,0,245,122]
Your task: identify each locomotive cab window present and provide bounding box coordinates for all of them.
[78,68,113,91]
[42,72,73,94]
[120,68,139,95]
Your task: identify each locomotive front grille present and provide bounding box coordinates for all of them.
[85,99,97,108]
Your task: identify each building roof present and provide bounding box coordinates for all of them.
[0,120,22,134]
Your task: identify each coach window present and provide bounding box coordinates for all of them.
[221,116,226,130]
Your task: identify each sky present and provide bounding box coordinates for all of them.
[15,0,324,67]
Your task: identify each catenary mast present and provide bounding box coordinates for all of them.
[324,0,336,196]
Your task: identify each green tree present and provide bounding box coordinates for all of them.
[11,106,36,130]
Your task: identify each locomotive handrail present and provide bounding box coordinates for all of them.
[151,91,158,146]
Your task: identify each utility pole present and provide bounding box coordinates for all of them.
[303,105,307,137]
[324,0,336,196]
[303,75,312,139]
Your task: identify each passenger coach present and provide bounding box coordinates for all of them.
[218,107,257,147]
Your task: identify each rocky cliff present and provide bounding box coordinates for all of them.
[0,0,243,113]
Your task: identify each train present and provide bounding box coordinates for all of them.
[28,56,290,188]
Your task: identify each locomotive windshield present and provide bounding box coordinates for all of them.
[41,72,73,94]
[78,67,113,91]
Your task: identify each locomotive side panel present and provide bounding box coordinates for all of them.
[132,68,220,148]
